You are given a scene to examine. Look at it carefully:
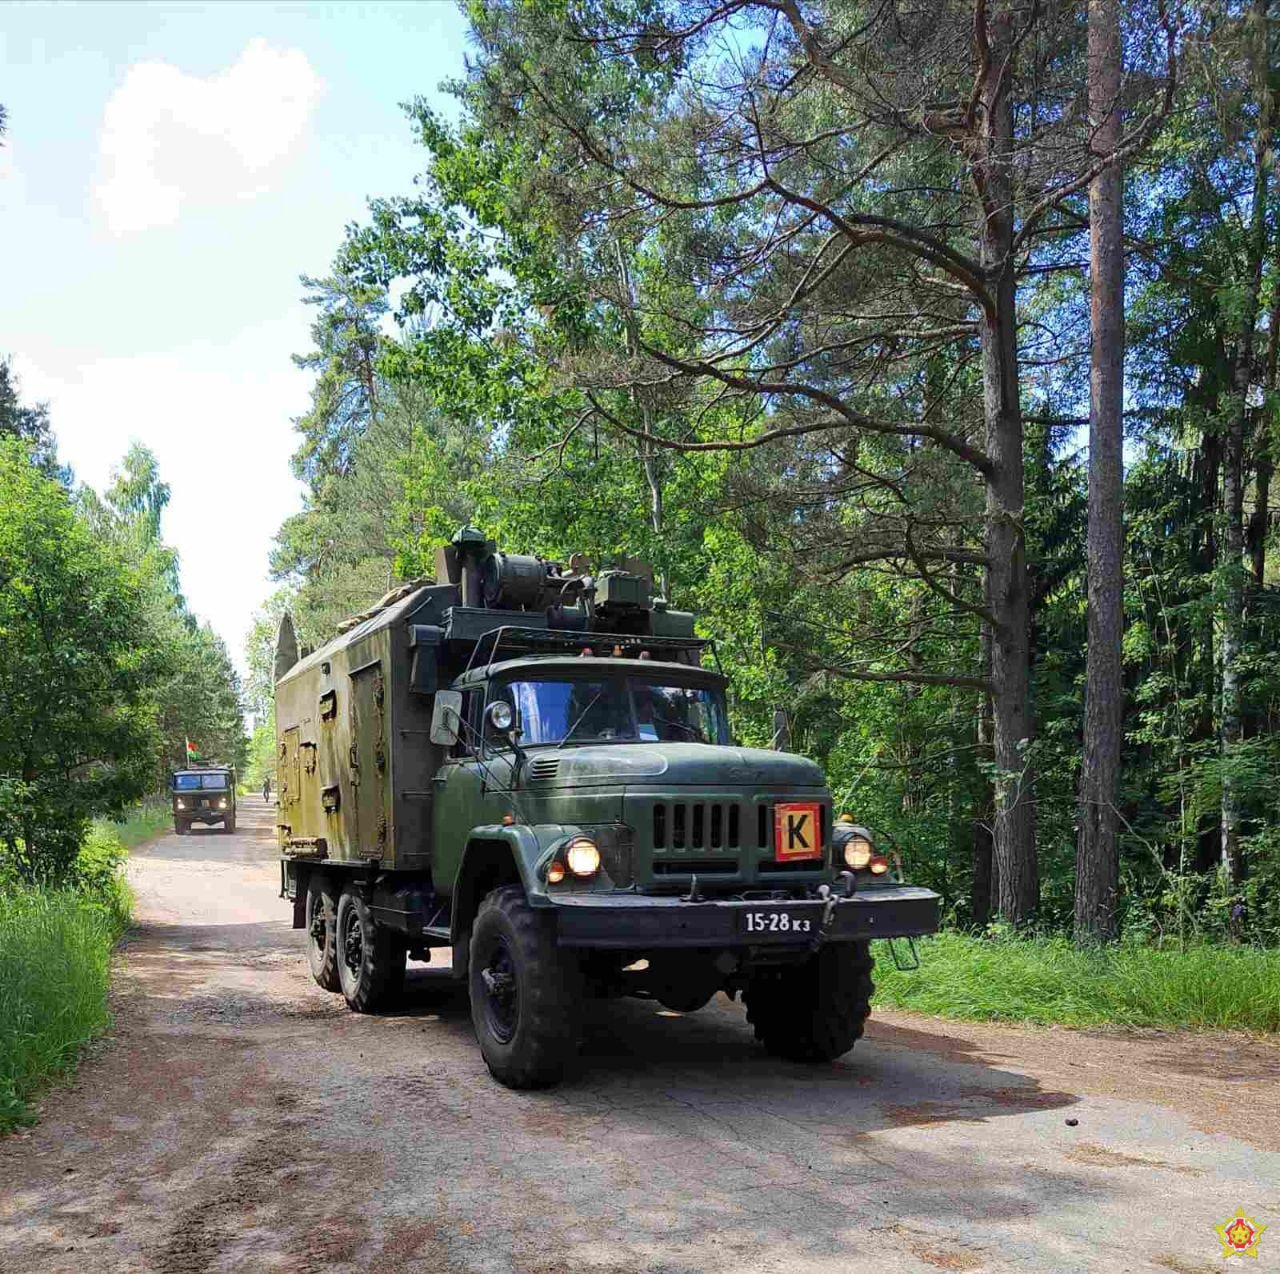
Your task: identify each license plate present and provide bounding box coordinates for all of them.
[774,801,822,861]
[740,908,817,936]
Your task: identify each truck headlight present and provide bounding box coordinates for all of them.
[564,837,601,877]
[218,800,227,809]
[176,800,186,810]
[834,817,875,869]
[843,836,874,870]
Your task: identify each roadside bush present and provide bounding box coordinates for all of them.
[0,827,133,1132]
[872,931,1280,1033]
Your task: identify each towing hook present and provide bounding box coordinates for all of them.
[818,884,839,932]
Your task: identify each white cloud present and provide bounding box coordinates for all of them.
[93,38,324,236]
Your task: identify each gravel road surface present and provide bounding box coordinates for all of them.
[1,797,1277,1273]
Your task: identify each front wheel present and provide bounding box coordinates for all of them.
[469,885,581,1089]
[743,941,874,1063]
[173,819,188,836]
[336,888,404,1012]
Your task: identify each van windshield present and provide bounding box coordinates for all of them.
[491,677,728,747]
[173,773,230,791]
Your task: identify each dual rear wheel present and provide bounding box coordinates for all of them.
[305,877,404,1011]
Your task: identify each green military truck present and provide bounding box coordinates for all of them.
[171,765,237,834]
[275,527,939,1088]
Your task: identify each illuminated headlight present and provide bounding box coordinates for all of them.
[564,837,601,878]
[834,817,875,869]
[869,855,890,875]
[218,800,228,809]
[843,836,874,871]
[176,800,186,810]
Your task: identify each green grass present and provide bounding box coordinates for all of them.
[104,798,170,850]
[872,931,1280,1034]
[0,828,132,1132]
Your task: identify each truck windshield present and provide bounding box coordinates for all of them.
[497,678,728,747]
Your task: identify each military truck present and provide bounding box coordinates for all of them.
[171,765,237,834]
[275,527,939,1088]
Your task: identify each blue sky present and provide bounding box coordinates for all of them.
[1,1,469,674]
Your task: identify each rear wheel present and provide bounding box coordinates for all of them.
[336,887,404,1012]
[743,941,874,1063]
[305,877,341,992]
[469,885,581,1089]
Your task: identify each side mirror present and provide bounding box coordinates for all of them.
[429,690,463,746]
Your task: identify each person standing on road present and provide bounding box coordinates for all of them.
[263,776,272,802]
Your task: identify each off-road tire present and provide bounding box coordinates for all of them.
[469,885,582,1089]
[305,876,341,992]
[743,941,874,1063]
[336,887,404,1012]
[224,814,236,834]
[174,819,189,836]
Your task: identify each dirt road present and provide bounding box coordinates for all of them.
[1,798,1277,1273]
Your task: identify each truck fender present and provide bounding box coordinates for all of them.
[450,825,549,976]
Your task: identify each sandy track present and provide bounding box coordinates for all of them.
[1,797,1277,1273]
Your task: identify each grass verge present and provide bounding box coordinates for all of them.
[872,931,1280,1033]
[106,798,170,850]
[0,825,132,1132]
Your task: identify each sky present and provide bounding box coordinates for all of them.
[1,1,469,675]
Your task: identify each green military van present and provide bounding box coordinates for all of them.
[171,766,237,834]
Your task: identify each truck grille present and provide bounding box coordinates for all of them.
[652,801,747,852]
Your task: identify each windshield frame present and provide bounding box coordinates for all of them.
[483,668,730,752]
[172,771,232,791]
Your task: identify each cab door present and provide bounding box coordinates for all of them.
[430,691,515,894]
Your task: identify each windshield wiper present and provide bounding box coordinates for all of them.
[559,688,608,746]
[652,714,703,741]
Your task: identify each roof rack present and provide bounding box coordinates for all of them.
[462,625,713,679]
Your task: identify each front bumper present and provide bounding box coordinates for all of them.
[549,885,940,949]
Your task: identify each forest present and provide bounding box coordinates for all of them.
[258,0,1280,952]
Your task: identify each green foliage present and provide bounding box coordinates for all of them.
[83,443,246,777]
[0,440,159,879]
[102,800,171,853]
[240,713,277,793]
[0,824,132,1132]
[873,932,1280,1032]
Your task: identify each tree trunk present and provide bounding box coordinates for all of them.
[1075,0,1125,944]
[972,622,995,925]
[1221,5,1271,888]
[977,6,1037,923]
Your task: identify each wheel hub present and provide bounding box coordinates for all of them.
[342,913,364,974]
[480,939,518,1044]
